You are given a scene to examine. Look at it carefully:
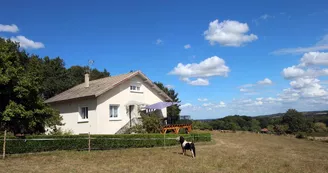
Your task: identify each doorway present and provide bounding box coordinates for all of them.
[129,105,134,128]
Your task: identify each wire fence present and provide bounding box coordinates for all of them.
[1,133,211,158]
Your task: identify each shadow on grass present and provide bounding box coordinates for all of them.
[172,151,193,158]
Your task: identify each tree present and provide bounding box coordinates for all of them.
[0,38,63,134]
[154,82,181,123]
[274,124,289,135]
[209,120,226,130]
[192,120,212,130]
[282,109,311,133]
[314,122,327,132]
[90,68,110,80]
[226,122,240,131]
[267,125,274,132]
[139,112,162,133]
[67,65,86,87]
[42,56,70,99]
[257,117,269,128]
[250,119,261,132]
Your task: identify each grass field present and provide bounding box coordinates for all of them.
[1,131,328,173]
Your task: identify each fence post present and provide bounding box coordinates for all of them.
[2,130,6,159]
[88,132,91,152]
[163,132,166,149]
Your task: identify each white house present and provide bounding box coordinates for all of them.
[45,70,174,135]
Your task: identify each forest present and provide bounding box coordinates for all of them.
[191,109,328,137]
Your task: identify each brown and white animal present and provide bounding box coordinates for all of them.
[176,136,196,158]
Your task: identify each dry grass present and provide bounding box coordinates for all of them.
[1,131,328,173]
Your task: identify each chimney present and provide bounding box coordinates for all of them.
[85,72,89,87]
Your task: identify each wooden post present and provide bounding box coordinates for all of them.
[163,131,166,149]
[88,132,91,152]
[2,130,6,159]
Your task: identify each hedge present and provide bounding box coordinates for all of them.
[0,133,211,154]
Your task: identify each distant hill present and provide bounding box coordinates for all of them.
[256,110,328,118]
[195,110,328,122]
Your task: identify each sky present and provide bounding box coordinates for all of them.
[1,0,328,119]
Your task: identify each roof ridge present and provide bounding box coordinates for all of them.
[44,70,174,103]
[89,71,137,83]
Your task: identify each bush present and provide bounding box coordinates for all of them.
[48,127,73,136]
[296,132,307,139]
[314,122,327,132]
[0,133,211,154]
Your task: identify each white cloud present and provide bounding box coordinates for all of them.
[255,100,263,105]
[198,98,208,102]
[240,88,249,92]
[165,85,174,89]
[272,34,328,55]
[256,98,263,101]
[257,78,273,85]
[10,36,45,49]
[282,66,305,79]
[156,39,162,45]
[203,19,258,47]
[240,84,254,88]
[253,14,275,25]
[0,24,19,33]
[180,103,192,108]
[299,52,328,66]
[216,101,226,108]
[184,44,191,49]
[280,51,328,101]
[282,66,328,79]
[203,102,214,107]
[206,107,213,111]
[260,14,274,20]
[289,78,327,97]
[182,78,209,86]
[169,56,230,78]
[199,101,227,112]
[169,56,229,86]
[239,78,273,94]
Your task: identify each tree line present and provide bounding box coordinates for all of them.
[192,109,328,136]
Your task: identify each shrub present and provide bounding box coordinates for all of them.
[314,122,327,132]
[126,124,146,134]
[296,132,307,139]
[48,127,73,136]
[0,133,211,154]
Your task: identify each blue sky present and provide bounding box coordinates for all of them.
[1,0,328,119]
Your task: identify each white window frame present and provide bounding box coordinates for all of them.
[130,81,143,93]
[109,104,121,121]
[78,106,89,123]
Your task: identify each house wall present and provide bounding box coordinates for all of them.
[50,97,98,135]
[50,75,167,135]
[96,75,167,134]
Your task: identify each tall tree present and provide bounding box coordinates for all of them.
[42,56,70,99]
[154,82,181,123]
[0,38,62,134]
[66,65,110,90]
[90,68,110,80]
[282,109,311,133]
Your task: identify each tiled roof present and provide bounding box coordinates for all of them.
[44,71,172,103]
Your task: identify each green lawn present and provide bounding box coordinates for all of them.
[1,131,328,173]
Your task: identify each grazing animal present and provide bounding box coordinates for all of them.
[176,136,196,158]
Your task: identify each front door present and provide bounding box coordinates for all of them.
[129,105,134,128]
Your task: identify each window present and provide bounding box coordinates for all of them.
[130,83,142,92]
[109,105,119,119]
[130,85,137,91]
[79,107,88,121]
